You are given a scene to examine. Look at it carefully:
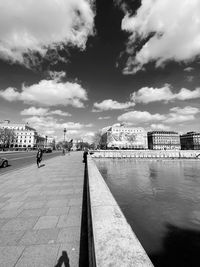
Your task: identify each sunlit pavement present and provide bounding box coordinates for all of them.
[0,151,84,267]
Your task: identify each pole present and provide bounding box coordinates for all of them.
[64,128,66,142]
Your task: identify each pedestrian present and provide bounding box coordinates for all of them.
[36,148,43,168]
[62,148,65,155]
[83,147,89,163]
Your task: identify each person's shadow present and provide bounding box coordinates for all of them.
[39,164,45,168]
[55,251,70,267]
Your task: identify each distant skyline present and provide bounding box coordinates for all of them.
[0,0,200,142]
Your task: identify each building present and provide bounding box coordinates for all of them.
[147,131,181,150]
[180,132,200,150]
[0,121,38,149]
[100,125,148,149]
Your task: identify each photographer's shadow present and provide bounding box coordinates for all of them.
[55,251,70,267]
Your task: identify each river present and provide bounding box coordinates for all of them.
[95,158,200,267]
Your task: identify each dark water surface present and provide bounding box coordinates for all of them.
[95,159,200,267]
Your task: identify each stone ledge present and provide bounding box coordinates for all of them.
[87,156,154,267]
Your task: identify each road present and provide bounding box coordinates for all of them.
[0,150,62,175]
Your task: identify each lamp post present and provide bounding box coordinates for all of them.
[63,128,67,142]
[45,136,48,147]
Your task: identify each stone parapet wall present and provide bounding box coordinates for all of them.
[87,156,153,267]
[91,150,200,159]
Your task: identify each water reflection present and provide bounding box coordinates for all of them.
[95,159,200,267]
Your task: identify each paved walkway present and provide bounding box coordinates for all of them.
[0,151,84,267]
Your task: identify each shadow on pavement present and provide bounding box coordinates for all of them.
[55,251,70,267]
[39,164,45,168]
[150,223,200,267]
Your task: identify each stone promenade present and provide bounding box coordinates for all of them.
[0,151,84,267]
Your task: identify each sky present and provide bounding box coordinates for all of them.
[0,0,200,142]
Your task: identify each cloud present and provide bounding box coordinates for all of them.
[0,0,95,66]
[0,79,88,107]
[170,106,199,115]
[150,124,170,131]
[21,107,71,117]
[93,99,135,112]
[118,106,199,126]
[23,116,92,137]
[118,110,165,124]
[184,67,194,72]
[121,0,200,73]
[98,116,111,120]
[132,84,200,104]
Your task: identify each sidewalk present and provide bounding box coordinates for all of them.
[0,151,84,267]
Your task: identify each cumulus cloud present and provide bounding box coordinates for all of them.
[121,0,200,73]
[170,106,199,115]
[21,107,71,117]
[23,116,92,137]
[132,84,200,104]
[0,0,95,66]
[98,116,111,120]
[184,67,194,72]
[150,124,170,131]
[92,99,135,112]
[118,106,199,126]
[0,79,88,107]
[118,110,165,124]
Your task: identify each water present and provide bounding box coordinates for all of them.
[95,159,200,267]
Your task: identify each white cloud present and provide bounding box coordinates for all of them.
[93,99,135,112]
[21,107,71,117]
[184,67,194,72]
[150,124,170,131]
[118,106,199,126]
[132,84,200,103]
[0,0,95,66]
[0,79,88,107]
[121,0,200,73]
[118,110,165,124]
[170,106,199,115]
[23,116,92,138]
[98,116,111,120]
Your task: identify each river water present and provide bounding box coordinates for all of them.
[95,159,200,267]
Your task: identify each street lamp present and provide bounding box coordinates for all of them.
[63,128,67,142]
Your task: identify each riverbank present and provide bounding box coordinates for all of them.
[91,150,200,159]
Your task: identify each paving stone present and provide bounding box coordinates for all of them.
[1,217,38,231]
[46,199,69,208]
[0,230,25,245]
[0,208,23,219]
[0,246,25,267]
[46,207,70,216]
[56,242,79,267]
[34,216,59,229]
[69,198,82,206]
[19,228,59,245]
[15,244,60,267]
[22,201,46,209]
[1,201,24,210]
[18,208,48,218]
[57,227,80,243]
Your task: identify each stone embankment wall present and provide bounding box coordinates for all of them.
[87,156,154,267]
[91,150,200,159]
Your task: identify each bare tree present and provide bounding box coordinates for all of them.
[0,128,17,148]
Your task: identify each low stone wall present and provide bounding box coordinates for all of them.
[87,156,153,267]
[91,150,200,159]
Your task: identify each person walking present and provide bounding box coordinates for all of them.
[36,148,43,168]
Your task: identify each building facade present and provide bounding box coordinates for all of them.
[0,121,38,149]
[180,132,200,150]
[148,131,181,150]
[101,126,148,149]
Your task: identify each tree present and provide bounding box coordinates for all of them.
[93,131,102,149]
[0,128,17,148]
